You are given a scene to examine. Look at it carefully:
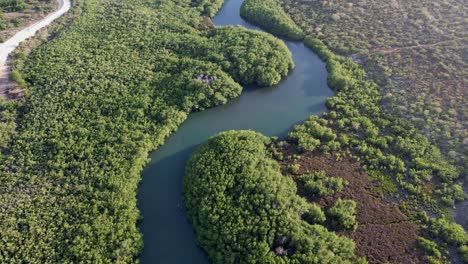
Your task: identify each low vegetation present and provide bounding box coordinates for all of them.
[184,130,364,263]
[417,237,442,263]
[292,36,465,262]
[191,0,224,17]
[326,198,357,231]
[0,98,16,151]
[0,0,27,12]
[429,218,467,246]
[0,11,6,30]
[0,0,294,262]
[282,151,428,263]
[298,171,347,198]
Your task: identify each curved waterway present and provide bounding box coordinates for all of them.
[138,0,334,262]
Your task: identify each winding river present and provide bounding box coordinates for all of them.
[137,0,333,262]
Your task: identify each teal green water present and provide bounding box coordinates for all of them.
[138,0,334,262]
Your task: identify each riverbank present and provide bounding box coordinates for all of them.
[0,1,302,261]
[137,0,333,262]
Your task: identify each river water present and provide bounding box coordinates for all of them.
[137,0,333,262]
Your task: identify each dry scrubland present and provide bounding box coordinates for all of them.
[281,0,467,172]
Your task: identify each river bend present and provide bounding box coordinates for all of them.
[138,0,334,263]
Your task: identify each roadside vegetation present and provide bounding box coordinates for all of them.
[0,97,16,152]
[0,0,56,42]
[0,0,294,262]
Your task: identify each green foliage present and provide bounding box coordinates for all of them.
[240,0,304,40]
[426,218,468,263]
[0,0,295,262]
[302,203,326,225]
[9,16,21,27]
[184,131,362,263]
[190,0,224,17]
[9,69,25,87]
[298,171,347,198]
[288,116,337,152]
[290,36,462,208]
[367,169,397,194]
[287,163,300,173]
[437,183,466,207]
[326,199,358,231]
[429,218,467,246]
[417,237,442,259]
[204,26,294,86]
[0,0,26,12]
[0,11,6,30]
[0,99,16,150]
[459,245,468,263]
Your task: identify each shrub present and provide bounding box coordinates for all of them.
[0,11,6,30]
[459,245,468,263]
[288,163,300,173]
[417,237,442,259]
[9,69,26,87]
[429,218,467,246]
[327,199,358,231]
[298,171,347,197]
[302,203,326,224]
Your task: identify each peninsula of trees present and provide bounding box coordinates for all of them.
[184,130,364,263]
[0,0,293,262]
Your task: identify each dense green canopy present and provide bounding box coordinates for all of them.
[0,0,26,12]
[0,11,6,30]
[240,0,304,40]
[0,0,293,262]
[184,130,362,264]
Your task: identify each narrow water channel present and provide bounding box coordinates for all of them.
[137,0,334,262]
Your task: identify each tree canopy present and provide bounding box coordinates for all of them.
[240,0,304,40]
[184,130,363,264]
